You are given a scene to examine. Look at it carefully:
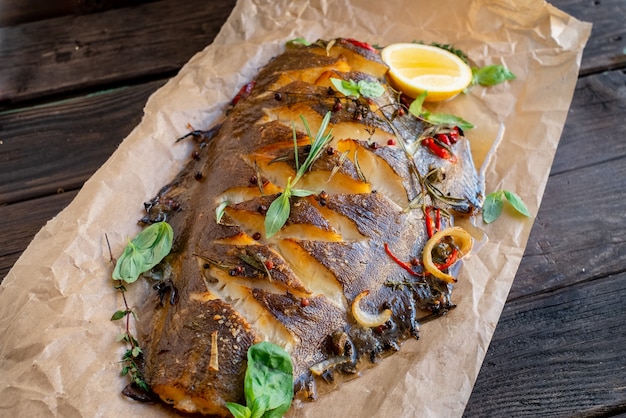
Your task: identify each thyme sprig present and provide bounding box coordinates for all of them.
[264,111,333,238]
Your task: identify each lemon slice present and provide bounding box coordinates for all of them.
[381,43,473,102]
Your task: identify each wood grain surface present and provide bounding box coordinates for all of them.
[1,0,625,416]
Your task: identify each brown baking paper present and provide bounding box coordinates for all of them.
[0,0,590,416]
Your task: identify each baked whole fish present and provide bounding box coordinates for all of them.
[131,38,483,416]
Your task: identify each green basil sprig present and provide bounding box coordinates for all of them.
[330,77,385,100]
[112,221,174,283]
[482,190,530,223]
[264,112,333,238]
[226,342,294,418]
[408,91,475,131]
[472,65,516,87]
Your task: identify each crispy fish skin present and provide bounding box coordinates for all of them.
[136,38,483,416]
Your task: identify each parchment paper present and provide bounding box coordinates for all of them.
[0,0,591,417]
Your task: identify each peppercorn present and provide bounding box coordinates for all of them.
[387,138,396,146]
[264,260,274,270]
[301,298,310,307]
[274,92,283,101]
[194,171,203,180]
[333,99,342,112]
[252,232,262,240]
[191,150,200,160]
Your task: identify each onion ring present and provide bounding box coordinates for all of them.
[351,290,392,328]
[422,226,472,283]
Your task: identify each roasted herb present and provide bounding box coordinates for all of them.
[330,77,385,100]
[482,190,530,223]
[472,65,516,87]
[112,221,173,283]
[408,91,475,131]
[226,342,294,418]
[264,112,333,238]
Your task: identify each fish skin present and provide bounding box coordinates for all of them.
[135,38,483,416]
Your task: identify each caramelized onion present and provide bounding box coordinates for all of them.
[309,355,351,376]
[422,226,473,283]
[351,290,392,328]
[209,331,219,371]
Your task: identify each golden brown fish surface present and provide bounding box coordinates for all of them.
[135,38,483,416]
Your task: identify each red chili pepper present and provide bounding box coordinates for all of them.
[231,81,256,106]
[435,133,451,146]
[342,38,377,53]
[448,127,460,144]
[424,206,434,238]
[422,137,457,162]
[384,243,419,276]
[435,247,458,270]
[435,207,441,231]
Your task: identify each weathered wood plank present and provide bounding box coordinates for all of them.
[0,0,154,27]
[513,155,626,299]
[0,190,77,281]
[464,271,626,417]
[550,70,626,175]
[508,69,626,300]
[0,80,165,205]
[550,0,626,75]
[0,0,235,104]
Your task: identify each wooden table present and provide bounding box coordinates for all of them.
[1,1,624,416]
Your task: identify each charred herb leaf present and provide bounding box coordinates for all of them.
[264,112,333,238]
[112,221,173,283]
[472,65,516,87]
[226,342,294,418]
[483,190,530,223]
[330,77,385,99]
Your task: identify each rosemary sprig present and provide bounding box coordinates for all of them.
[264,111,334,238]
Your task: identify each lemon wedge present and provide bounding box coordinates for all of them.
[381,43,473,102]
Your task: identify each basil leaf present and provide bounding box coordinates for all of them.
[112,221,173,283]
[472,65,516,86]
[330,78,384,99]
[225,402,252,418]
[424,113,475,131]
[482,191,504,224]
[244,342,293,417]
[290,189,315,197]
[408,92,428,117]
[503,190,531,217]
[357,79,385,99]
[286,37,311,47]
[264,192,291,238]
[330,78,360,98]
[249,396,270,418]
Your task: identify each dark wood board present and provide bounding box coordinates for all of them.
[0,80,165,205]
[0,0,236,104]
[1,0,626,416]
[550,0,626,75]
[0,191,78,279]
[465,270,626,417]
